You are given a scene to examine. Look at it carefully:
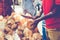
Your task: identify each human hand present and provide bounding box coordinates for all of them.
[31,19,40,30]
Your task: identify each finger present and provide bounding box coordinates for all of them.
[31,23,33,26]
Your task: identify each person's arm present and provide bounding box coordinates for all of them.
[31,9,56,28]
[35,8,56,21]
[21,13,42,20]
[21,15,35,19]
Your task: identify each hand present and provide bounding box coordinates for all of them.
[31,19,40,30]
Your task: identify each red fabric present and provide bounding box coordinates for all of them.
[55,0,60,5]
[0,0,12,16]
[43,0,60,29]
[43,0,53,15]
[0,2,3,15]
